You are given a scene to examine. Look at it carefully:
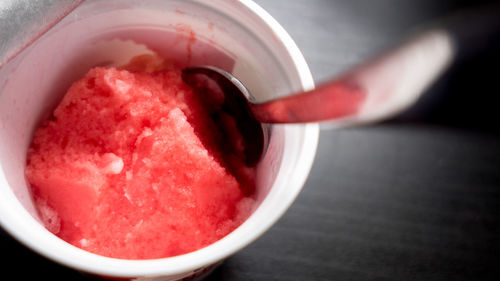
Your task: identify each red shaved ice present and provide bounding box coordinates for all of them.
[25,66,256,259]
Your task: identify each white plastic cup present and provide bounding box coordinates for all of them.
[0,0,318,280]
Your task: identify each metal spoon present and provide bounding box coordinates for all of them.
[182,6,500,166]
[182,31,452,167]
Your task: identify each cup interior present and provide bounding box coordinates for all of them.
[0,0,317,277]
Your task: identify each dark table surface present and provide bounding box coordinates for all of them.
[2,0,500,280]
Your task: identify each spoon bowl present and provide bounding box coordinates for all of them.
[182,66,265,166]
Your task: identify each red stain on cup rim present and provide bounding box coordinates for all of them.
[174,23,197,62]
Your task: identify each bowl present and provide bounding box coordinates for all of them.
[0,0,318,279]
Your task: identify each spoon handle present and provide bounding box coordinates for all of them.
[252,4,500,126]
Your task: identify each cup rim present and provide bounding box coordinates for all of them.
[0,0,319,277]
